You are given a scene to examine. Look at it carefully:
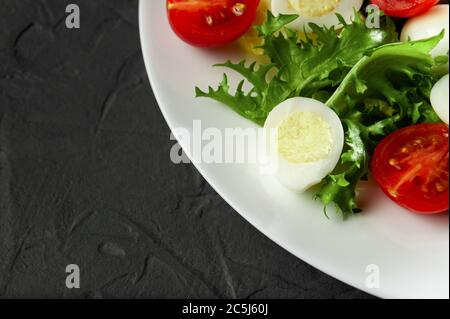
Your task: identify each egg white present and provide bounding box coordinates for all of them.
[270,0,364,32]
[431,74,449,125]
[401,4,449,58]
[264,97,344,192]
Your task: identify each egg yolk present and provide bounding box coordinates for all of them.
[278,112,333,163]
[288,0,340,17]
[237,0,270,59]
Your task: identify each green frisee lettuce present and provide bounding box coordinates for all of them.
[196,12,445,218]
[196,11,398,125]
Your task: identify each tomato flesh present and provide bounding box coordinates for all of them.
[167,0,260,48]
[370,0,440,17]
[371,124,449,214]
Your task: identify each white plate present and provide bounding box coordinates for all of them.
[139,0,449,299]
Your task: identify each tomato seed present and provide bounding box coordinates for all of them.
[389,158,401,170]
[232,3,246,16]
[205,15,213,25]
[435,182,445,192]
[413,138,423,147]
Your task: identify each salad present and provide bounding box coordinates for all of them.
[166,0,449,218]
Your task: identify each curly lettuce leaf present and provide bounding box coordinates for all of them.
[315,120,368,216]
[258,12,398,96]
[327,32,444,119]
[196,11,445,218]
[317,34,444,217]
[196,11,398,123]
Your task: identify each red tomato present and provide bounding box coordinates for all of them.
[370,0,440,17]
[371,123,449,214]
[167,0,260,48]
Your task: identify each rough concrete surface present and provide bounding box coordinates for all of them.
[0,0,372,298]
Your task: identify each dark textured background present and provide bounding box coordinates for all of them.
[0,0,373,298]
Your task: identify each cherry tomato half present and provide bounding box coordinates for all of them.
[167,0,260,48]
[371,123,449,214]
[370,0,440,18]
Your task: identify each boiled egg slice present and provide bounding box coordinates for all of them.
[270,0,364,32]
[264,97,344,192]
[431,74,449,125]
[401,4,449,58]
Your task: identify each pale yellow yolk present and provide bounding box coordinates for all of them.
[278,112,333,164]
[238,0,270,59]
[288,0,340,17]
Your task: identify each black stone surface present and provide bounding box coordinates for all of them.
[0,0,373,298]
